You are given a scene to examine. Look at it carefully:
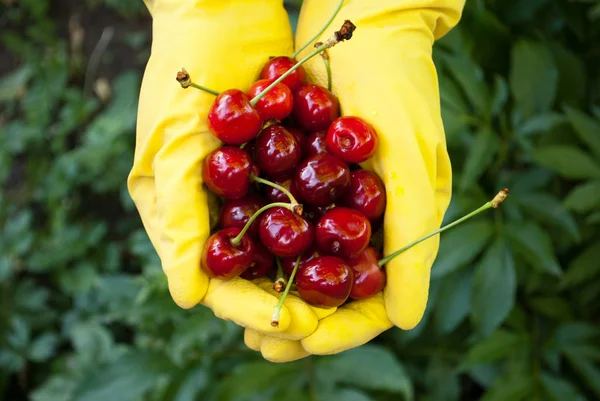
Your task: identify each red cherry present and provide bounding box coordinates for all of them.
[280,246,321,276]
[254,125,302,177]
[246,79,293,122]
[240,242,275,280]
[292,84,340,132]
[295,256,354,308]
[284,125,308,158]
[315,207,371,259]
[326,116,379,163]
[260,56,307,92]
[258,207,314,257]
[207,89,261,145]
[294,154,350,207]
[302,204,332,223]
[202,146,254,199]
[347,246,386,300]
[219,193,266,238]
[341,170,387,221]
[262,174,301,203]
[305,130,330,156]
[201,227,255,279]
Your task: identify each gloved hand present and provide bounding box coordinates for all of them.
[128,0,331,337]
[244,0,466,362]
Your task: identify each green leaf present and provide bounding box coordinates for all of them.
[528,297,574,320]
[471,237,517,337]
[318,389,374,401]
[564,106,600,158]
[31,376,77,401]
[517,112,567,137]
[553,322,600,348]
[171,367,208,401]
[460,330,528,370]
[425,358,460,401]
[459,129,500,192]
[564,180,600,212]
[542,372,587,401]
[533,145,600,179]
[550,44,586,107]
[73,351,173,401]
[481,371,532,401]
[561,240,600,288]
[29,333,58,362]
[509,40,558,119]
[318,345,413,398]
[564,348,600,398]
[0,65,32,102]
[514,192,580,242]
[441,53,491,117]
[431,220,493,279]
[506,222,562,276]
[433,268,473,334]
[490,75,509,117]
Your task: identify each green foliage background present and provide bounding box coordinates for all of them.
[2,0,600,400]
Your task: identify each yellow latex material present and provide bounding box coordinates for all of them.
[248,0,465,360]
[128,0,308,335]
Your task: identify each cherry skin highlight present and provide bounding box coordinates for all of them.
[254,125,302,177]
[341,170,387,222]
[292,84,340,132]
[284,125,308,158]
[240,242,275,280]
[202,146,254,200]
[326,116,379,163]
[294,154,351,207]
[315,207,372,259]
[295,256,354,308]
[201,227,255,279]
[258,207,314,257]
[305,130,330,156]
[260,56,307,92]
[207,89,261,145]
[219,193,266,238]
[347,246,386,300]
[246,79,293,122]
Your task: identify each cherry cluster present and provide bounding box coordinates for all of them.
[200,50,388,314]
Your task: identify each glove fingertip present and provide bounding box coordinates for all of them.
[261,337,310,363]
[167,269,209,309]
[244,329,263,352]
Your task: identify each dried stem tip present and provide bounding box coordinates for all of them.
[492,188,509,208]
[336,20,356,42]
[273,278,286,293]
[176,68,191,89]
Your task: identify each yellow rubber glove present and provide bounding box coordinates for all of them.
[128,0,323,337]
[246,0,466,361]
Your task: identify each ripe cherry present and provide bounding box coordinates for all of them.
[302,204,332,223]
[254,125,301,177]
[284,125,307,158]
[292,84,340,132]
[262,174,300,203]
[219,193,266,238]
[260,56,307,92]
[207,89,261,145]
[341,170,387,221]
[316,207,371,259]
[305,130,330,156]
[347,246,386,300]
[326,116,379,163]
[201,227,255,279]
[295,256,354,308]
[202,146,254,199]
[246,79,293,122]
[280,246,321,276]
[240,242,275,280]
[294,154,350,207]
[258,207,314,257]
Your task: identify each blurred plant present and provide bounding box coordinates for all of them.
[1,0,599,400]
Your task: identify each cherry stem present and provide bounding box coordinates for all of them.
[230,202,293,246]
[272,254,302,327]
[175,68,220,96]
[377,189,510,267]
[250,174,299,206]
[322,52,332,92]
[291,0,345,59]
[273,257,287,293]
[250,20,355,107]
